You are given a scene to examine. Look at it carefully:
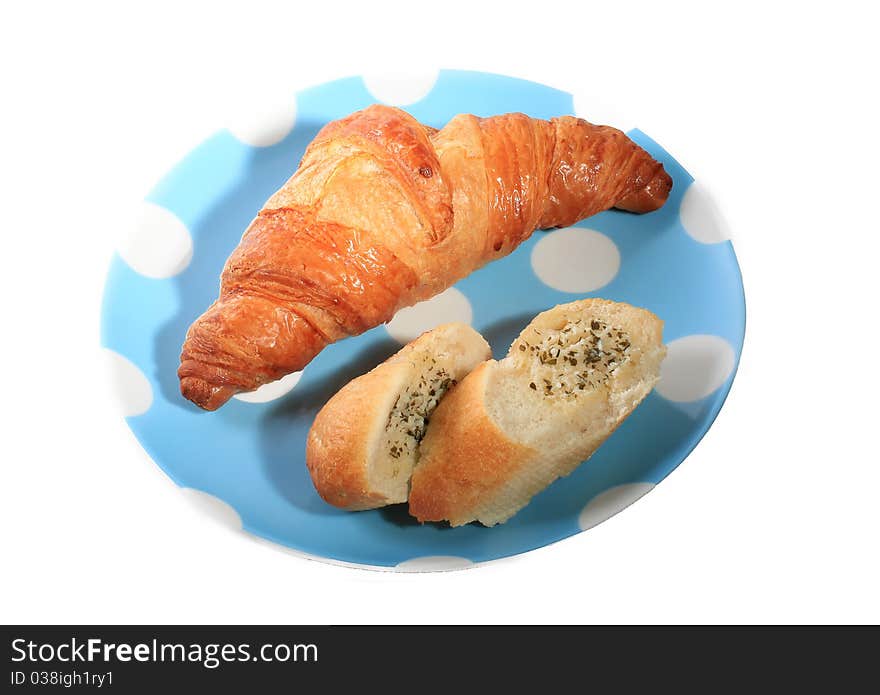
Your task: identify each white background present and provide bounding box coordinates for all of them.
[2,1,878,624]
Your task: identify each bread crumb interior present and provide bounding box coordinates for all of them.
[381,354,457,480]
[514,318,632,398]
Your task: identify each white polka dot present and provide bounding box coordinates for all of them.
[180,488,242,531]
[395,556,474,572]
[233,370,303,403]
[656,335,736,402]
[572,90,633,133]
[363,71,440,105]
[118,202,192,279]
[227,95,297,147]
[680,182,731,244]
[385,287,473,344]
[104,348,153,417]
[578,483,655,531]
[531,227,620,292]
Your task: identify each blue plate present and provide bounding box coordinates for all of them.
[101,70,745,570]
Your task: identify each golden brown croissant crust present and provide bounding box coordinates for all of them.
[179,105,671,410]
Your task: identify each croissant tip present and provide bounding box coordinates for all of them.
[179,376,234,411]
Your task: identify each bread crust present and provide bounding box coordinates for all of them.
[306,323,491,511]
[306,361,408,511]
[408,299,665,526]
[408,363,536,525]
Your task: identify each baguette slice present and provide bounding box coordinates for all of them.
[408,299,666,526]
[306,323,491,510]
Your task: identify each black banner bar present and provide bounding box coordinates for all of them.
[2,626,876,691]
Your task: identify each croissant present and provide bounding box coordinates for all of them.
[179,105,671,410]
